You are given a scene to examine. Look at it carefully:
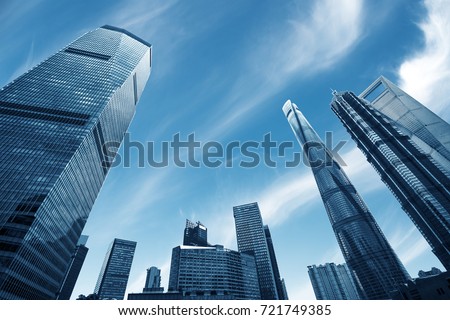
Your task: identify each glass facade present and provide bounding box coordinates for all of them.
[0,26,151,299]
[264,225,288,300]
[331,78,450,270]
[308,263,361,300]
[94,238,137,300]
[233,202,279,299]
[283,100,410,299]
[57,235,89,300]
[168,245,261,300]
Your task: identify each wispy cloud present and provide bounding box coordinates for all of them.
[398,0,450,119]
[205,0,365,139]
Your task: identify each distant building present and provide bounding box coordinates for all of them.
[308,263,361,300]
[233,202,279,299]
[264,225,288,299]
[183,219,209,246]
[391,271,450,300]
[94,238,137,300]
[418,267,442,278]
[168,245,261,300]
[57,235,89,300]
[143,266,163,293]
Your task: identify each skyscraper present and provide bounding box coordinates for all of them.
[143,266,163,293]
[331,77,450,270]
[183,219,208,246]
[283,100,410,299]
[94,238,137,300]
[264,225,288,300]
[233,202,279,299]
[168,245,261,300]
[57,235,89,300]
[308,263,361,300]
[0,26,151,299]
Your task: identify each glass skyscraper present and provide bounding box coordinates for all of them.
[94,238,137,300]
[57,235,89,300]
[168,245,261,300]
[233,202,279,299]
[308,263,361,300]
[283,100,410,299]
[0,26,151,299]
[331,77,450,270]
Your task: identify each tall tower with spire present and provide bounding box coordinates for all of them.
[282,100,410,299]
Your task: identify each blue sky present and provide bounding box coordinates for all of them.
[1,0,450,299]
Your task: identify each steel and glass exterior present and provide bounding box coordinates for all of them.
[283,100,410,299]
[331,77,450,270]
[168,245,261,300]
[308,263,360,300]
[0,25,151,299]
[94,238,137,300]
[233,202,279,299]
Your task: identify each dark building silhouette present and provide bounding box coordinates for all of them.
[0,26,151,299]
[391,271,450,300]
[331,77,450,270]
[283,100,410,299]
[264,225,288,299]
[94,238,137,300]
[57,235,89,300]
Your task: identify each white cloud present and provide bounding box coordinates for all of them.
[398,0,450,118]
[206,0,365,139]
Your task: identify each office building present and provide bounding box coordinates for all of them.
[94,238,137,300]
[330,76,450,270]
[233,202,279,299]
[143,266,163,293]
[183,220,208,246]
[264,225,288,299]
[0,26,151,299]
[308,263,361,300]
[57,235,89,300]
[168,245,261,300]
[283,100,410,299]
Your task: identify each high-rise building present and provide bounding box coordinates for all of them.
[143,266,163,293]
[168,245,261,300]
[283,100,410,299]
[0,26,151,299]
[307,263,361,300]
[263,225,288,300]
[233,202,279,299]
[57,235,89,300]
[183,220,208,246]
[94,238,137,300]
[330,76,450,270]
